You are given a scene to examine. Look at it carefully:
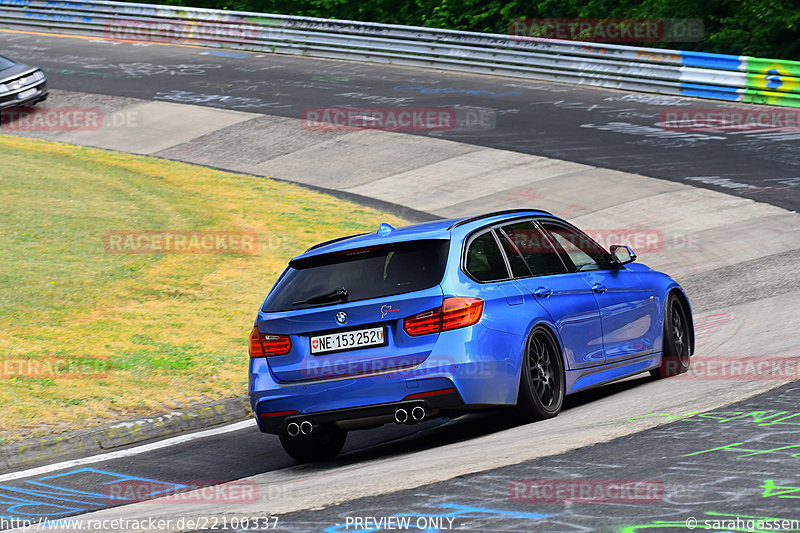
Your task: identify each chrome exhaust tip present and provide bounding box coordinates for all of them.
[394,408,409,424]
[299,420,314,435]
[411,405,426,422]
[286,422,300,437]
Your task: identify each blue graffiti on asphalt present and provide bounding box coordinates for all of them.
[0,468,186,519]
[324,503,548,532]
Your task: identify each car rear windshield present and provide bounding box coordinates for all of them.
[0,56,16,72]
[262,239,449,312]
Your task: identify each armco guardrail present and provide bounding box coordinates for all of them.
[1,0,799,107]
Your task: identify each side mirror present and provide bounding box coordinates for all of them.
[610,244,636,265]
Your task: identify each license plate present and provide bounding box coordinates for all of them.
[310,327,385,355]
[17,88,36,100]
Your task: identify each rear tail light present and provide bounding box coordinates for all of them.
[249,327,291,358]
[403,297,484,336]
[441,296,484,330]
[403,309,441,336]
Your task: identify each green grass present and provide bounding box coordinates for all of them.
[0,135,404,442]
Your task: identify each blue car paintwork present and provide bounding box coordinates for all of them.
[515,273,604,370]
[582,268,660,361]
[261,286,444,382]
[249,211,692,429]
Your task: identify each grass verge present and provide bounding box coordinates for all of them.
[0,135,404,444]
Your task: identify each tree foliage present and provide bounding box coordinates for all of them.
[139,0,800,60]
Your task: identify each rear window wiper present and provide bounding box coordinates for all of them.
[292,287,348,306]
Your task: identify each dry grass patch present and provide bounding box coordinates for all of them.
[0,135,404,444]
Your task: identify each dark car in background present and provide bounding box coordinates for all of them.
[0,53,47,109]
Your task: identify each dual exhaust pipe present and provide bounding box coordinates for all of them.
[286,420,315,437]
[394,405,427,425]
[285,404,428,436]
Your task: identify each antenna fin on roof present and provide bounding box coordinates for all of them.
[377,223,395,236]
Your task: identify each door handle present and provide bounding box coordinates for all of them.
[592,283,607,294]
[534,287,552,298]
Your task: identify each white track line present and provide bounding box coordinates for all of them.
[0,419,255,482]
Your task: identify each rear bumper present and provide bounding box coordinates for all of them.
[256,389,464,434]
[249,324,524,434]
[250,365,468,434]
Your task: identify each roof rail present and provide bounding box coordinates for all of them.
[447,209,552,230]
[304,233,367,253]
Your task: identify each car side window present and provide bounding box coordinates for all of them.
[496,231,532,277]
[540,222,613,272]
[465,231,510,282]
[501,221,568,276]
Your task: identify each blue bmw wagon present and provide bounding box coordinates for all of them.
[249,209,693,461]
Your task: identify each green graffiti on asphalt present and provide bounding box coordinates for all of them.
[684,442,800,459]
[608,410,800,427]
[762,479,800,498]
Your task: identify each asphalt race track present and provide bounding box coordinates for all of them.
[221,382,800,533]
[3,31,800,211]
[1,30,800,533]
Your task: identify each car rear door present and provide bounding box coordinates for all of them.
[461,229,526,334]
[498,220,605,370]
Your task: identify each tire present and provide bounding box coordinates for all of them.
[279,427,347,462]
[651,293,691,379]
[516,326,565,421]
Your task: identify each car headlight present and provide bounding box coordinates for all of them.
[0,84,8,93]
